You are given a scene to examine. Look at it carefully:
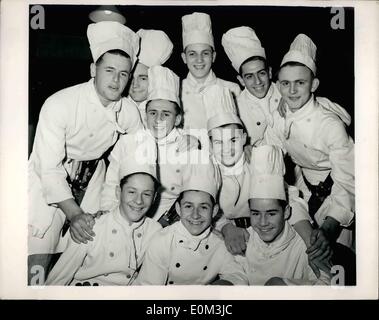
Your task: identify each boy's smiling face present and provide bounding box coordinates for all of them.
[120,173,156,224]
[129,62,149,103]
[181,43,215,82]
[176,190,219,236]
[210,124,246,167]
[278,65,319,112]
[249,198,290,243]
[146,99,181,139]
[238,59,272,99]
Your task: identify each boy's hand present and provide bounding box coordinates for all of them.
[244,144,253,164]
[306,228,333,277]
[177,134,200,152]
[265,277,287,286]
[222,223,250,256]
[69,213,96,244]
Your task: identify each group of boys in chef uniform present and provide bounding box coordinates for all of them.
[28,11,355,286]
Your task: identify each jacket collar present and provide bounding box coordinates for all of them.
[185,70,217,93]
[176,221,211,251]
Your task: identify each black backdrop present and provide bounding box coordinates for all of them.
[29,5,354,154]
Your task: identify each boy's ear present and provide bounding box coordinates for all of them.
[212,204,220,217]
[284,205,291,221]
[175,202,182,217]
[237,75,245,88]
[268,66,273,80]
[90,63,96,78]
[242,131,247,146]
[175,113,182,127]
[212,50,217,63]
[181,52,187,65]
[311,77,320,93]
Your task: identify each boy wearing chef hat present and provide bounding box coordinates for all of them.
[204,84,312,259]
[45,133,162,285]
[101,65,202,225]
[267,34,355,264]
[135,158,248,285]
[222,26,282,147]
[235,145,330,285]
[28,21,143,284]
[180,12,241,139]
[128,29,174,125]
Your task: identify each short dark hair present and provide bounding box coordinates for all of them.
[177,190,216,207]
[239,56,268,76]
[120,172,159,191]
[278,61,315,79]
[95,49,131,66]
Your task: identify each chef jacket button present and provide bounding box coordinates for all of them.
[126,274,131,279]
[83,281,91,286]
[93,283,99,286]
[89,133,94,137]
[112,229,117,234]
[203,266,207,270]
[109,252,114,258]
[176,169,180,173]
[171,186,175,191]
[75,282,82,286]
[256,121,261,126]
[304,144,307,148]
[275,99,279,103]
[307,118,311,122]
[168,281,174,284]
[179,240,183,243]
[175,263,180,268]
[205,245,209,250]
[137,233,142,238]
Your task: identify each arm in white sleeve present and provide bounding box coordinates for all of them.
[33,97,73,204]
[317,117,355,227]
[134,232,170,285]
[45,238,88,285]
[118,98,144,134]
[218,247,248,285]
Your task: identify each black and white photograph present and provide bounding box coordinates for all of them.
[0,0,378,300]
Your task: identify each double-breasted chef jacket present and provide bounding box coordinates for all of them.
[135,221,248,285]
[45,208,162,285]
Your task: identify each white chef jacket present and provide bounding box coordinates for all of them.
[29,79,143,239]
[45,208,162,285]
[214,156,310,231]
[264,96,355,231]
[236,222,330,285]
[101,128,206,221]
[237,83,282,146]
[135,221,248,285]
[181,71,241,145]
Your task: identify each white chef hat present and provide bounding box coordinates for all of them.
[147,66,180,106]
[87,21,140,65]
[137,29,174,67]
[181,153,221,201]
[119,131,158,182]
[222,26,266,72]
[249,145,286,200]
[280,33,317,75]
[182,12,214,50]
[204,84,242,132]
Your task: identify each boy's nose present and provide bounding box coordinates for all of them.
[135,193,143,205]
[289,83,297,94]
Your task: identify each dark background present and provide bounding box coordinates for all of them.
[29,5,354,154]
